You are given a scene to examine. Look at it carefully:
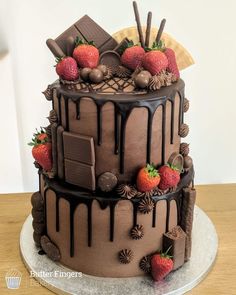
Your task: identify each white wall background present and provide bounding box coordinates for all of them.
[0,0,235,193]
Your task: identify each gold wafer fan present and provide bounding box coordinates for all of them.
[112,26,194,71]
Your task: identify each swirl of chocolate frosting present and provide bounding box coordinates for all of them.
[114,66,132,78]
[117,184,137,199]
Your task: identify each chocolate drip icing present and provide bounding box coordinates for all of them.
[52,79,185,174]
[42,166,193,258]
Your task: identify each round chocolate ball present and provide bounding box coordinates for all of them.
[140,70,152,80]
[97,64,108,76]
[184,155,193,171]
[98,172,118,192]
[89,69,104,83]
[80,67,92,81]
[134,72,150,89]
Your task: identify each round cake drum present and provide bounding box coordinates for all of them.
[20,206,218,295]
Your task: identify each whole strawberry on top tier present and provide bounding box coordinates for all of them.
[158,164,180,190]
[151,248,174,281]
[28,128,52,171]
[142,41,168,75]
[55,56,79,81]
[136,164,160,192]
[121,42,145,70]
[73,38,99,69]
[164,47,180,79]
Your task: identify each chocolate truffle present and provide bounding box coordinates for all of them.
[80,67,92,81]
[183,156,193,171]
[98,172,118,192]
[97,64,108,76]
[134,72,150,89]
[89,68,104,83]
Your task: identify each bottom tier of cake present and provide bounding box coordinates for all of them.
[31,167,196,278]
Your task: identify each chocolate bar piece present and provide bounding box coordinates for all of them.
[181,187,196,261]
[163,226,186,270]
[55,15,118,54]
[114,38,130,55]
[63,132,95,165]
[64,159,96,191]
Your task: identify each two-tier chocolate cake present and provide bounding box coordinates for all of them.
[29,2,196,281]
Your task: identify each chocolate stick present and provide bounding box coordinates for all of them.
[145,12,152,47]
[46,39,66,58]
[156,18,166,44]
[133,1,145,48]
[66,36,75,57]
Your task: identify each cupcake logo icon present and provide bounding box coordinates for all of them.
[5,269,22,289]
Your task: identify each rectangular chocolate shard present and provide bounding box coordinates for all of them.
[163,226,186,270]
[181,188,196,261]
[55,15,118,54]
[63,132,95,165]
[64,159,96,191]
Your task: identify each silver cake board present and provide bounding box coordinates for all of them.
[20,206,218,295]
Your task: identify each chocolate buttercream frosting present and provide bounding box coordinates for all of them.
[180,143,190,157]
[183,98,190,112]
[136,189,155,198]
[148,71,178,91]
[130,224,144,240]
[42,85,53,101]
[118,249,134,264]
[117,184,137,199]
[138,196,154,214]
[179,123,189,138]
[139,255,151,273]
[114,65,132,78]
[48,110,58,124]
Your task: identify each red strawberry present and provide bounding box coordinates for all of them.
[142,50,168,75]
[29,129,52,171]
[136,164,160,192]
[158,164,180,190]
[164,48,180,78]
[151,249,173,281]
[121,45,145,70]
[73,38,99,69]
[56,57,79,81]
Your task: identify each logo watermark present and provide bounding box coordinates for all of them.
[30,270,82,279]
[5,269,22,289]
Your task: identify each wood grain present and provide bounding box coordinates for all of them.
[0,184,235,294]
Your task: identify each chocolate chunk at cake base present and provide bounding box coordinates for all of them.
[163,225,186,270]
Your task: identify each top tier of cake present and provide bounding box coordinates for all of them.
[46,76,185,191]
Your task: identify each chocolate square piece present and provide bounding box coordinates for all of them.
[63,132,95,165]
[55,15,118,54]
[64,159,96,191]
[163,226,186,270]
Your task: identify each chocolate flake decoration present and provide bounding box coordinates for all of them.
[114,66,132,78]
[179,123,189,138]
[138,196,154,214]
[183,98,190,112]
[139,255,151,273]
[180,143,190,157]
[117,184,137,199]
[130,224,144,240]
[118,249,133,264]
[42,85,53,101]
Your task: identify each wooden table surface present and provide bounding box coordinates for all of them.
[0,184,235,294]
